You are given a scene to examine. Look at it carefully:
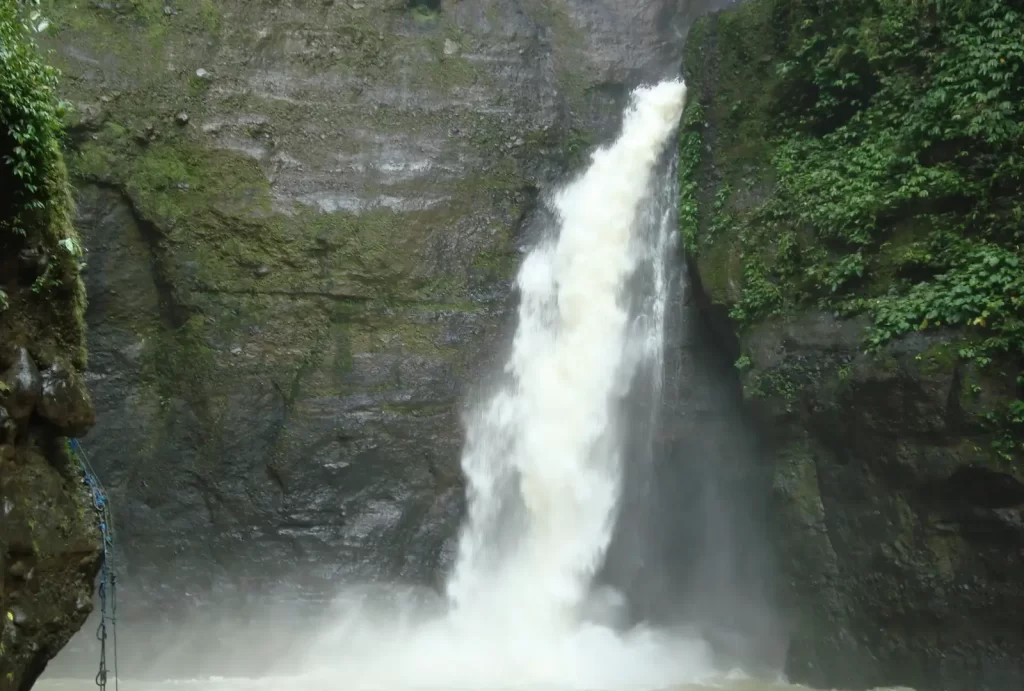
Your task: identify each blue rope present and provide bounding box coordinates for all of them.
[70,439,120,691]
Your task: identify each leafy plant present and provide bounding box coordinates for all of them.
[1,0,68,235]
[682,0,1024,459]
[690,0,1024,366]
[986,399,1024,461]
[678,102,704,253]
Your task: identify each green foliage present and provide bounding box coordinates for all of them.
[864,238,1023,355]
[746,367,800,412]
[0,0,88,365]
[0,0,66,235]
[678,102,703,252]
[687,0,1024,367]
[986,398,1024,461]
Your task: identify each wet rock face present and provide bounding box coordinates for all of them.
[680,2,1024,687]
[1,442,102,691]
[0,5,101,680]
[744,313,1024,691]
[38,0,733,670]
[0,269,99,688]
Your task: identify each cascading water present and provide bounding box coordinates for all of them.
[287,78,723,691]
[446,78,684,632]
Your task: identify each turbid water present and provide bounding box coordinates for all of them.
[37,674,914,691]
[37,81,913,691]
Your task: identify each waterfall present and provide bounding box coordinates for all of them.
[446,79,685,633]
[289,80,722,691]
[39,79,734,691]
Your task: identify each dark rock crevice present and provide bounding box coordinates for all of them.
[930,466,1024,511]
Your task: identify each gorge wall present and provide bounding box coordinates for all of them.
[30,0,1023,690]
[38,0,744,677]
[682,1,1024,690]
[1,4,101,690]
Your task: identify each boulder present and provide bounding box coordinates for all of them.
[37,360,95,438]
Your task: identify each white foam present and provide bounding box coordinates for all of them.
[290,80,715,691]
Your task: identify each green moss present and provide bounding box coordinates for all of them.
[684,0,777,180]
[327,19,395,72]
[67,103,537,308]
[914,342,959,376]
[410,6,441,24]
[130,143,271,221]
[197,0,221,34]
[521,0,587,112]
[871,353,901,375]
[349,317,443,358]
[696,234,743,304]
[328,321,355,385]
[772,441,827,523]
[43,0,221,38]
[471,228,519,282]
[29,0,605,412]
[71,122,273,216]
[511,125,594,175]
[141,314,216,399]
[682,3,780,294]
[417,33,480,91]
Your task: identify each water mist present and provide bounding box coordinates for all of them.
[292,79,723,691]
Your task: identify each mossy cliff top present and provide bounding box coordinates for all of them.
[681,1,1024,689]
[1,3,101,690]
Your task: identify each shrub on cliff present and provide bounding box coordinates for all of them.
[685,0,1024,349]
[0,0,86,361]
[1,0,65,233]
[682,0,1024,458]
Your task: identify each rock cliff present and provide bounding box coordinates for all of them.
[33,1,1024,689]
[683,1,1024,689]
[1,4,101,689]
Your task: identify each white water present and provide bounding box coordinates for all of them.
[446,78,685,633]
[41,79,735,691]
[288,78,719,691]
[287,80,718,691]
